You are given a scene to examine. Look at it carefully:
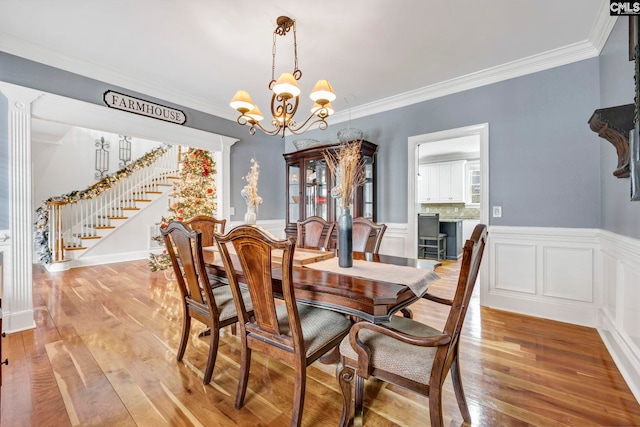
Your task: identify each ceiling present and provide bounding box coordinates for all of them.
[419,135,480,162]
[1,1,611,129]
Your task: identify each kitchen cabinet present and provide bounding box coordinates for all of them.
[283,140,378,240]
[417,165,439,202]
[466,160,480,205]
[417,160,466,203]
[440,219,463,260]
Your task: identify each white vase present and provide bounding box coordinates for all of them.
[244,205,257,224]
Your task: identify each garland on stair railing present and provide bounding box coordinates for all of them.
[34,144,172,264]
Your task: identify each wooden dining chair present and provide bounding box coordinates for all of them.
[215,225,352,427]
[184,215,226,246]
[161,221,252,385]
[336,224,488,427]
[296,215,335,249]
[352,217,387,254]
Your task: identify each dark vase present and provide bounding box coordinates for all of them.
[338,207,353,268]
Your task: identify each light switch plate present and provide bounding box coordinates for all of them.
[492,206,502,217]
[230,207,235,215]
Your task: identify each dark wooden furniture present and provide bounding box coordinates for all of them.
[283,140,377,240]
[203,250,436,325]
[336,224,488,427]
[184,215,226,246]
[161,221,251,384]
[296,215,335,249]
[351,217,387,254]
[588,104,634,178]
[215,225,352,427]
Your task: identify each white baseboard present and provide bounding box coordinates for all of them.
[599,308,640,403]
[71,249,153,268]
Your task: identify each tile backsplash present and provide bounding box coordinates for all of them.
[419,203,480,220]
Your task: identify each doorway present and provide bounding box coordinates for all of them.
[406,123,489,259]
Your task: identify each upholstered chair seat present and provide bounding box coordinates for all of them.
[213,286,253,321]
[277,304,353,356]
[339,315,440,384]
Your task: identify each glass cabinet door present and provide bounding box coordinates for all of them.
[305,159,328,220]
[362,155,374,219]
[288,162,301,224]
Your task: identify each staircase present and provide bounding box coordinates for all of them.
[41,144,181,270]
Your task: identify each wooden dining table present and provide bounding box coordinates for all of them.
[202,247,440,324]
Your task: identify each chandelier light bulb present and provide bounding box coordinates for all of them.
[246,105,264,122]
[310,79,336,104]
[311,102,334,117]
[272,73,301,99]
[230,90,255,113]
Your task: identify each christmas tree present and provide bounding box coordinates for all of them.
[148,147,217,271]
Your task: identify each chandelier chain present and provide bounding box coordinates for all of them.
[271,31,277,87]
[293,20,299,77]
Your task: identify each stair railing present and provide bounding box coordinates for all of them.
[35,144,181,265]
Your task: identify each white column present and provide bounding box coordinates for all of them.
[0,82,42,333]
[217,136,238,221]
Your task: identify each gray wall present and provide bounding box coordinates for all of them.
[598,18,640,239]
[0,52,284,222]
[303,58,602,228]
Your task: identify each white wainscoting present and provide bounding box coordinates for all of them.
[483,226,602,327]
[378,222,410,257]
[598,229,640,403]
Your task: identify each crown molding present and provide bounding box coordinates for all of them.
[0,31,237,121]
[588,2,618,53]
[331,3,617,125]
[331,39,602,124]
[1,8,617,126]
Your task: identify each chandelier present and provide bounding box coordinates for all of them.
[230,16,336,138]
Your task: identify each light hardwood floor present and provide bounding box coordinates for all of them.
[2,259,640,426]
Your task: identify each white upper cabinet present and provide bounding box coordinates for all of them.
[417,160,466,203]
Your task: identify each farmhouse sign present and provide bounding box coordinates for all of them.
[103,91,187,125]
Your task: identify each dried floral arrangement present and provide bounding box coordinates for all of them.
[241,158,263,209]
[323,140,366,208]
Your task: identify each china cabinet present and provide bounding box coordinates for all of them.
[283,140,377,240]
